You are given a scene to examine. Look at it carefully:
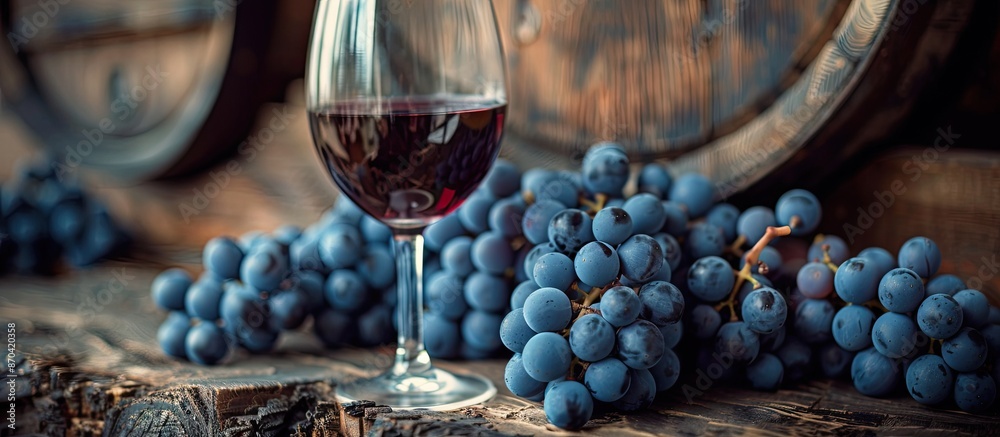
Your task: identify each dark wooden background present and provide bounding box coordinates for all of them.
[1,91,999,435]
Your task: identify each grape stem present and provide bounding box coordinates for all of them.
[726,234,747,258]
[578,193,608,215]
[713,225,792,321]
[821,244,839,272]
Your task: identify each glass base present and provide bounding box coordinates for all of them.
[335,367,497,410]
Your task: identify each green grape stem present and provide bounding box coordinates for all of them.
[579,193,608,215]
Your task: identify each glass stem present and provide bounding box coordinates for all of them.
[391,232,433,377]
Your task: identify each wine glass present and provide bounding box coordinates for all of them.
[305,0,507,409]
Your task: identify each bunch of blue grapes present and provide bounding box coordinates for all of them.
[0,158,128,275]
[679,188,823,393]
[420,159,526,359]
[500,144,688,430]
[797,236,1000,413]
[152,194,397,364]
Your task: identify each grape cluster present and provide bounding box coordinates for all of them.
[500,144,686,430]
[0,159,128,275]
[791,236,999,413]
[420,160,526,359]
[152,194,397,364]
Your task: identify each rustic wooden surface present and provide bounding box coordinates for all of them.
[3,98,1000,436]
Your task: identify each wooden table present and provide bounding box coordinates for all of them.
[1,103,999,436]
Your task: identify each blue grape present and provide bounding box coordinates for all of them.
[872,312,920,359]
[653,233,682,271]
[513,245,531,283]
[574,241,619,288]
[582,142,629,196]
[523,242,557,279]
[776,338,812,382]
[314,308,358,346]
[533,252,576,291]
[660,201,689,237]
[851,347,900,397]
[797,262,834,299]
[897,236,942,278]
[953,371,996,413]
[238,324,279,353]
[157,312,191,359]
[819,344,854,378]
[483,160,521,198]
[858,247,895,280]
[569,313,615,362]
[617,234,663,283]
[689,304,722,339]
[185,278,224,321]
[715,322,760,364]
[357,245,395,289]
[471,231,514,275]
[510,280,538,310]
[461,310,503,352]
[649,348,681,392]
[533,172,580,208]
[522,332,573,382]
[242,241,289,292]
[808,235,849,265]
[917,293,964,339]
[48,200,85,245]
[623,193,666,235]
[425,214,467,251]
[324,269,368,313]
[500,308,535,353]
[358,216,390,244]
[151,268,193,311]
[952,289,990,328]
[329,195,365,225]
[705,203,740,243]
[185,322,230,365]
[686,222,726,259]
[289,232,324,273]
[505,353,546,398]
[925,274,966,298]
[794,298,835,344]
[687,256,734,302]
[617,319,665,369]
[522,200,566,245]
[440,236,474,278]
[548,209,594,254]
[489,197,526,238]
[318,224,361,270]
[775,189,821,236]
[637,163,672,198]
[424,313,460,358]
[612,368,656,412]
[357,304,395,346]
[464,272,510,313]
[425,272,468,320]
[584,357,630,402]
[669,173,714,218]
[746,352,784,390]
[942,327,988,372]
[759,325,786,352]
[270,288,308,330]
[591,206,632,246]
[544,380,593,431]
[660,322,683,349]
[638,281,685,326]
[834,257,880,304]
[600,286,642,327]
[649,259,673,284]
[522,287,572,332]
[203,236,243,280]
[456,191,493,234]
[832,305,876,351]
[991,306,1000,325]
[737,206,776,245]
[741,287,787,334]
[878,268,924,313]
[905,354,953,405]
[981,324,1000,357]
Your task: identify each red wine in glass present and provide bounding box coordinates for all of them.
[310,96,506,229]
